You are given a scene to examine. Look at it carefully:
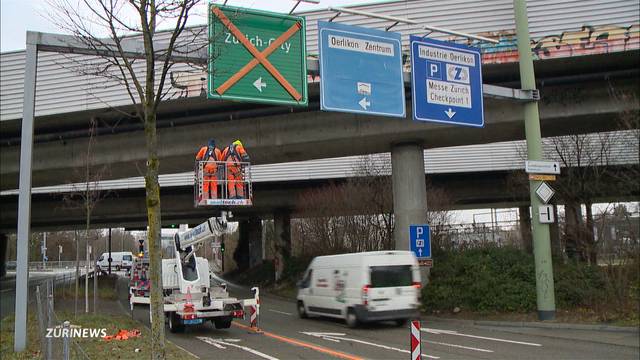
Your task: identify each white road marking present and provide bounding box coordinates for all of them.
[210,341,226,349]
[322,337,341,343]
[302,332,347,336]
[268,309,293,316]
[168,341,201,358]
[422,327,542,347]
[301,332,439,359]
[198,337,280,360]
[424,339,493,353]
[223,338,242,342]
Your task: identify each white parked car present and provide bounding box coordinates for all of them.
[296,250,421,327]
[96,251,134,271]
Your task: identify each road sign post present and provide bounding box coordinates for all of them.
[514,0,556,320]
[409,225,431,265]
[318,21,405,117]
[410,36,484,127]
[208,4,308,106]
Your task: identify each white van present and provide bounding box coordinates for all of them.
[96,252,134,271]
[296,250,421,327]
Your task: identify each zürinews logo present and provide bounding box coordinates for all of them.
[46,326,107,338]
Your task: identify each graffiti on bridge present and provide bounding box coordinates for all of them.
[458,23,639,64]
[168,23,639,95]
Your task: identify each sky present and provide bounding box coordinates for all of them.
[0,0,385,52]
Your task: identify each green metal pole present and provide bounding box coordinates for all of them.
[513,0,556,320]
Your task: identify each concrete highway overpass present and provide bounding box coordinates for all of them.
[1,53,638,190]
[2,134,637,231]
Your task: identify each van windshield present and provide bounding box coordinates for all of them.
[123,255,132,261]
[370,265,412,288]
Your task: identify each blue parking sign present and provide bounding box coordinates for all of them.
[411,36,484,127]
[410,225,431,259]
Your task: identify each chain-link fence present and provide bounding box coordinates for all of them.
[433,220,524,250]
[34,277,92,360]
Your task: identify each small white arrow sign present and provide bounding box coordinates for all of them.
[359,97,370,110]
[418,248,423,256]
[253,77,267,92]
[445,108,456,119]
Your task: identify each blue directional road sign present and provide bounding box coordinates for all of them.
[410,224,431,259]
[319,21,405,117]
[410,36,484,127]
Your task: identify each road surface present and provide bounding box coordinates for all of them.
[120,276,640,360]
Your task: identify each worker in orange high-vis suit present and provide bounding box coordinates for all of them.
[222,139,250,199]
[195,139,222,200]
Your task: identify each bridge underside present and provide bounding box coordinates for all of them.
[1,167,636,232]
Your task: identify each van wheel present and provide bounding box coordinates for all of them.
[297,301,308,319]
[346,308,359,328]
[168,312,184,333]
[395,319,407,327]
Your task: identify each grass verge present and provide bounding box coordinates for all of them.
[1,312,195,359]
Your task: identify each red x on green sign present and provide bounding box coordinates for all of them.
[208,5,308,106]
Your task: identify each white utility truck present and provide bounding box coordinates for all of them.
[130,213,248,332]
[296,251,421,328]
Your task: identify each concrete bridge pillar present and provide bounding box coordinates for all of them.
[391,143,427,250]
[233,220,250,271]
[233,217,263,271]
[247,218,263,268]
[392,143,428,284]
[273,211,291,282]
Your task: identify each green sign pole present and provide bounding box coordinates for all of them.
[514,0,556,320]
[208,4,308,106]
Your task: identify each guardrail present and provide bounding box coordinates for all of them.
[6,261,92,272]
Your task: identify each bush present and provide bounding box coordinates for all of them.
[281,255,314,283]
[423,246,537,313]
[554,261,605,308]
[423,246,638,320]
[228,255,313,287]
[228,261,276,287]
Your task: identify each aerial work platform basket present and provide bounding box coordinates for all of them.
[194,160,253,207]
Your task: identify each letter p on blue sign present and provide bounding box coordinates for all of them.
[410,224,431,259]
[426,61,442,80]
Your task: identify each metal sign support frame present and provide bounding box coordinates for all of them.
[326,6,499,43]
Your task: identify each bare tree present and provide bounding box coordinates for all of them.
[61,117,110,316]
[606,81,640,197]
[423,183,455,251]
[294,155,455,256]
[295,155,395,255]
[49,1,202,356]
[507,122,638,264]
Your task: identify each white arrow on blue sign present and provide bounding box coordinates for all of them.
[318,21,406,118]
[410,224,431,259]
[410,36,484,127]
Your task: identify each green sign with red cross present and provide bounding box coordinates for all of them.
[208,4,308,106]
